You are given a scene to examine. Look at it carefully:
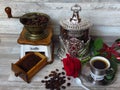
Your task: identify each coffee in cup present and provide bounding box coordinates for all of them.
[89,56,110,81]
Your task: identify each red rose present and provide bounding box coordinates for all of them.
[62,54,81,78]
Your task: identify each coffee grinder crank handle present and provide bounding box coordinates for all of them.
[5,7,20,18]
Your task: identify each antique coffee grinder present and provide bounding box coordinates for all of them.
[58,4,92,59]
[5,7,54,63]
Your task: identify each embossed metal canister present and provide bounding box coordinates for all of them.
[58,4,92,59]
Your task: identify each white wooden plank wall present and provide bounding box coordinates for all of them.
[0,0,120,36]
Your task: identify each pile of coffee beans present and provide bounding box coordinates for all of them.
[41,68,71,90]
[20,13,49,26]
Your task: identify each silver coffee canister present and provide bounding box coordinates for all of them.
[58,4,92,59]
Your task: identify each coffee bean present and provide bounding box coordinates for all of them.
[22,14,49,26]
[67,77,71,80]
[41,69,71,90]
[41,80,45,83]
[56,69,59,71]
[49,73,53,77]
[51,71,56,74]
[61,86,66,89]
[58,73,61,76]
[62,72,65,75]
[62,76,66,79]
[44,76,48,79]
[67,83,71,86]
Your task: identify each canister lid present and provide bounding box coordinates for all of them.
[60,4,92,31]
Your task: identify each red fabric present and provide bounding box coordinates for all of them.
[62,54,81,78]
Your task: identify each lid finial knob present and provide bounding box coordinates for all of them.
[70,4,81,23]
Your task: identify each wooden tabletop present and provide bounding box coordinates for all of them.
[0,34,120,90]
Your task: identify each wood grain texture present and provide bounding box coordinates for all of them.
[0,1,120,36]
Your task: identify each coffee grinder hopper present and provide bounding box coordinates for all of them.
[5,7,50,41]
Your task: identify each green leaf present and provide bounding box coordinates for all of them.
[94,38,103,50]
[115,39,120,42]
[94,51,100,56]
[111,55,120,64]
